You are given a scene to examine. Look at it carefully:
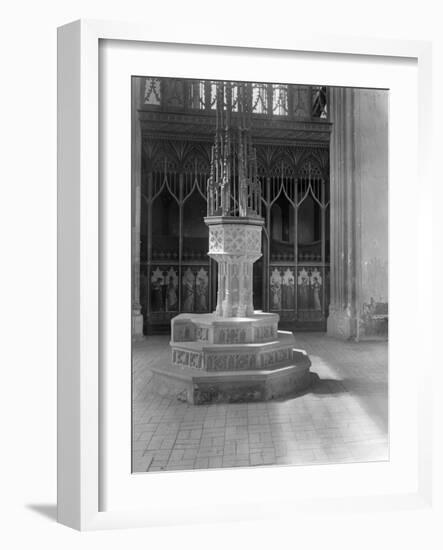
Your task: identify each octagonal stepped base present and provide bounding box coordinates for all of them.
[149,312,312,404]
[171,312,280,345]
[150,349,311,404]
[171,331,299,372]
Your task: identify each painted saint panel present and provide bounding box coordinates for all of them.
[270,268,282,310]
[182,266,209,313]
[150,266,179,312]
[281,268,295,309]
[297,267,323,318]
[165,267,179,311]
[310,268,323,312]
[195,267,209,312]
[270,267,295,311]
[181,267,195,312]
[268,266,297,323]
[270,266,295,311]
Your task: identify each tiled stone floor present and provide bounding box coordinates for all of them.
[132,333,388,473]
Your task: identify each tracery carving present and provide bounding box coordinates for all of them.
[137,77,330,332]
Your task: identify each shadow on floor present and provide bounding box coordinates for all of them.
[309,373,388,431]
[272,373,387,431]
[135,334,388,433]
[26,503,57,522]
[309,373,347,394]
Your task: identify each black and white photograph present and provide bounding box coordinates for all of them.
[131,76,389,473]
[4,0,441,543]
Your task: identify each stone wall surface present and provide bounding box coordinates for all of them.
[327,87,388,339]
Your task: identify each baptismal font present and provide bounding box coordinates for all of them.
[150,81,311,404]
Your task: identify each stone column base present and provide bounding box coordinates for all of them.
[327,307,355,340]
[132,312,144,340]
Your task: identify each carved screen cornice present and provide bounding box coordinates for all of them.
[139,110,331,147]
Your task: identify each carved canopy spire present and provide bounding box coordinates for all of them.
[206,81,262,219]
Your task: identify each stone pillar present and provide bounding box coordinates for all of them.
[205,217,263,318]
[354,89,389,339]
[132,79,144,340]
[246,263,254,316]
[327,87,358,339]
[327,87,389,340]
[222,263,233,317]
[215,264,223,316]
[237,263,246,317]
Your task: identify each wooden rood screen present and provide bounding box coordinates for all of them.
[136,77,330,333]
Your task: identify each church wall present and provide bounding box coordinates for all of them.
[354,89,389,337]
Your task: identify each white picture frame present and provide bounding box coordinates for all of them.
[57,19,434,531]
